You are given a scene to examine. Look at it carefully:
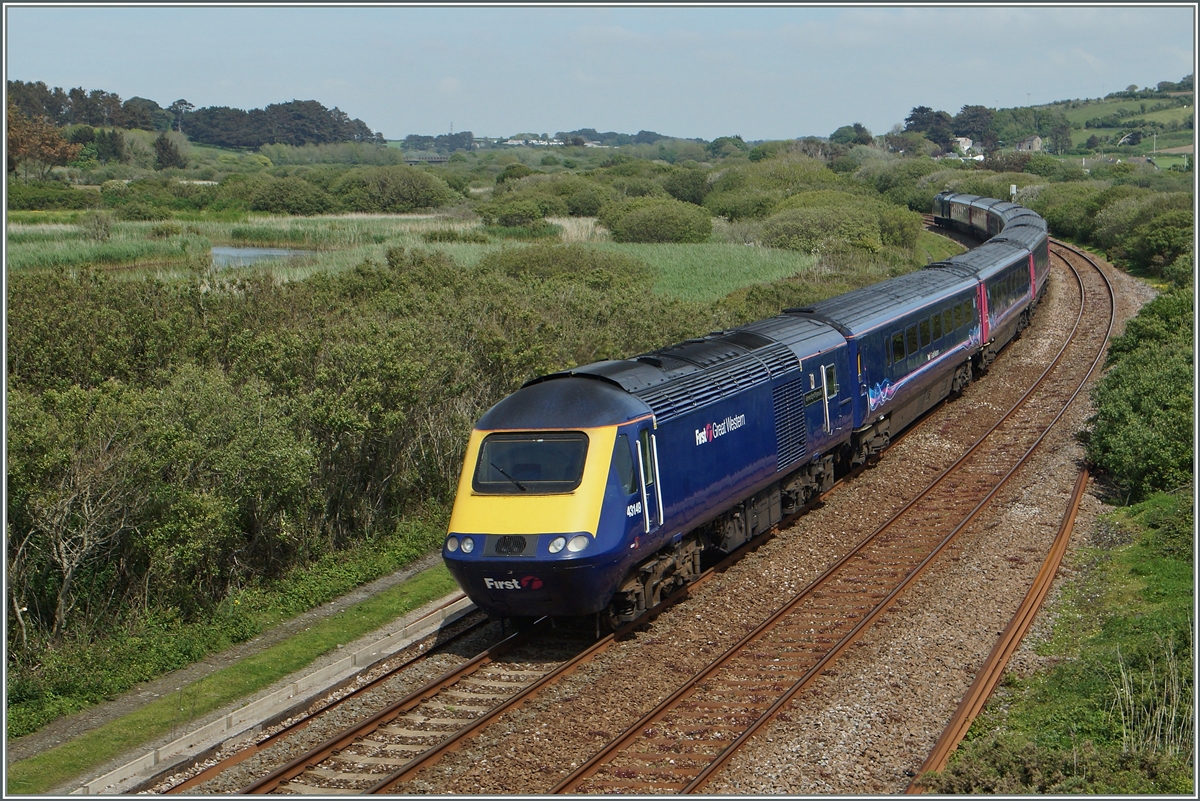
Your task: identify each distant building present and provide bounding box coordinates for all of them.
[1016,135,1043,152]
[953,136,974,153]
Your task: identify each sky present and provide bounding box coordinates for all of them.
[4,4,1196,142]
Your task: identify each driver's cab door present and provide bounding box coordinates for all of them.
[634,424,662,535]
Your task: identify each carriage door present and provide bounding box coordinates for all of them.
[636,426,662,534]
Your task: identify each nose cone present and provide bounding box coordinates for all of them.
[476,376,651,431]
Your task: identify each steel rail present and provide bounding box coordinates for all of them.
[551,251,1112,794]
[899,244,1115,796]
[237,622,540,793]
[165,604,487,793]
[906,467,1091,793]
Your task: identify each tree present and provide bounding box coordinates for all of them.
[830,123,873,146]
[1050,122,1074,154]
[168,99,194,132]
[10,384,151,644]
[953,105,994,141]
[153,132,187,170]
[94,129,129,163]
[6,101,82,179]
[904,106,954,148]
[707,135,749,158]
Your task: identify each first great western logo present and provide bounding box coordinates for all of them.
[695,413,747,446]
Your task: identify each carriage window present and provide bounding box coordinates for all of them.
[906,325,919,357]
[953,304,963,329]
[892,331,906,363]
[943,308,953,335]
[474,432,589,494]
[919,319,931,348]
[614,434,637,496]
[932,313,943,341]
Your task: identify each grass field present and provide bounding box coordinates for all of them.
[1053,96,1194,127]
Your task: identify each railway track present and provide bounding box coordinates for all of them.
[544,242,1113,794]
[898,240,1115,790]
[167,241,1113,796]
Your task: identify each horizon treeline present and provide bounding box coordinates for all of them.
[7,80,384,150]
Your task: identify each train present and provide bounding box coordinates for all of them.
[442,192,1050,628]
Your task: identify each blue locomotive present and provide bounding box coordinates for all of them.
[443,193,1049,626]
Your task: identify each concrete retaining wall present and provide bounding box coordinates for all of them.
[71,594,474,794]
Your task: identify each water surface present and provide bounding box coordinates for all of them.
[211,246,316,268]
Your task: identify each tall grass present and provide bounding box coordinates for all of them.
[1110,636,1194,759]
[6,233,213,271]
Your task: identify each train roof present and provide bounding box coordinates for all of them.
[935,239,1030,280]
[990,222,1047,250]
[934,192,1046,231]
[525,318,840,423]
[785,268,976,336]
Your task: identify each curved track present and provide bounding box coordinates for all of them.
[901,240,1115,791]
[546,242,1113,794]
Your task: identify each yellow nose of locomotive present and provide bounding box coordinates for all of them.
[447,425,616,538]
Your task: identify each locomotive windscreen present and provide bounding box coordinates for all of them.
[472,432,589,494]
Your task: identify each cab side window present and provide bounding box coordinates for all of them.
[824,364,838,396]
[614,434,637,495]
[638,429,654,488]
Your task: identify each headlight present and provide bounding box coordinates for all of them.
[445,536,460,552]
[548,536,567,554]
[567,535,590,553]
[460,536,475,554]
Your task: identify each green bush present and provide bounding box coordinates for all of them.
[496,163,536,184]
[704,189,783,221]
[328,165,456,213]
[115,201,169,221]
[610,177,666,198]
[78,209,114,242]
[662,168,709,205]
[761,206,882,253]
[565,184,607,216]
[1163,252,1193,288]
[479,199,545,228]
[878,205,921,248]
[1123,209,1193,275]
[599,197,713,243]
[1088,289,1193,502]
[421,228,489,244]
[149,222,183,239]
[1028,182,1105,240]
[249,176,331,216]
[7,180,100,211]
[477,242,648,282]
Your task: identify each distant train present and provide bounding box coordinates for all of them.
[443,192,1050,627]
